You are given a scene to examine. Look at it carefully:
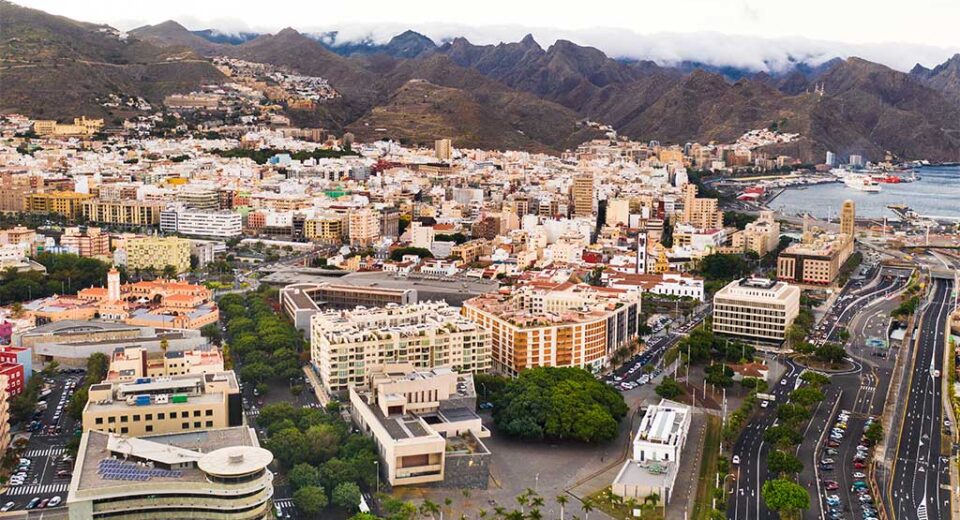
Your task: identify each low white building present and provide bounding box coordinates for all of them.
[160,205,242,238]
[612,399,691,503]
[604,271,705,302]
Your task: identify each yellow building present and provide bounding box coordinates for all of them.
[81,200,163,227]
[25,192,94,219]
[124,236,191,273]
[304,215,344,244]
[348,208,380,247]
[82,371,242,437]
[33,116,104,136]
[729,211,781,257]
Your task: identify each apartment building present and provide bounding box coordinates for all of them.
[34,116,103,136]
[679,184,723,230]
[176,188,220,210]
[106,346,225,382]
[25,192,93,219]
[728,211,781,257]
[311,302,492,395]
[82,371,242,436]
[67,427,273,520]
[348,208,381,246]
[60,227,111,259]
[303,214,344,243]
[80,200,163,227]
[613,399,691,503]
[349,364,490,487]
[435,139,453,161]
[160,206,242,238]
[124,236,191,273]
[712,278,800,343]
[462,282,642,376]
[0,374,9,464]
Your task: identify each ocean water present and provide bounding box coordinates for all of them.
[771,165,960,219]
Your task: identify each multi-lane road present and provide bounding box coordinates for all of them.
[889,278,953,520]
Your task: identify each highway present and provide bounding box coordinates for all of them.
[889,278,953,520]
[728,356,803,520]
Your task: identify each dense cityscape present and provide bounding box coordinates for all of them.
[1,1,960,520]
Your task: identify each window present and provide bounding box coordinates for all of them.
[108,416,116,423]
[182,422,189,430]
[133,415,140,422]
[146,425,153,433]
[158,413,166,420]
[146,414,153,421]
[193,410,201,418]
[193,422,201,428]
[120,427,128,434]
[120,416,128,423]
[95,417,104,425]
[205,420,213,427]
[205,409,213,417]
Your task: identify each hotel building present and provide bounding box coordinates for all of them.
[712,278,801,343]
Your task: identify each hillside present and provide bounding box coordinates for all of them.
[0,1,225,120]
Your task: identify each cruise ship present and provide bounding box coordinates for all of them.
[844,174,882,192]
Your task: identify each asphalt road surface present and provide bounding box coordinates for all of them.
[889,278,953,520]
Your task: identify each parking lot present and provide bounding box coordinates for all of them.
[1,369,85,513]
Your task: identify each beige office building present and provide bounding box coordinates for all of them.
[435,139,453,161]
[571,173,594,217]
[348,208,381,246]
[67,427,273,520]
[80,200,163,227]
[776,236,853,286]
[125,236,191,273]
[311,302,492,395]
[349,364,490,487]
[840,199,856,238]
[712,278,800,343]
[82,371,243,436]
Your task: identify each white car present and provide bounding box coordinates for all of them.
[48,496,61,507]
[732,455,741,465]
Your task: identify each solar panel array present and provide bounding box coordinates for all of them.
[98,458,183,481]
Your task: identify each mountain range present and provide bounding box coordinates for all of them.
[3,1,960,161]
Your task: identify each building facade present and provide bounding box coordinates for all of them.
[124,236,191,273]
[311,302,492,395]
[712,278,800,343]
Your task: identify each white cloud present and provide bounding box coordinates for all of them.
[13,0,960,72]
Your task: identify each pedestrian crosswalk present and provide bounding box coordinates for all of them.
[23,446,65,458]
[917,501,928,520]
[275,498,294,508]
[247,409,260,417]
[4,483,68,496]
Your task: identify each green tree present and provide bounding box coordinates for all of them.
[389,247,434,261]
[864,422,883,444]
[266,428,306,468]
[789,386,824,408]
[331,482,362,511]
[768,450,804,475]
[777,403,811,428]
[655,378,683,400]
[761,478,810,517]
[162,264,178,279]
[289,463,322,491]
[303,423,341,464]
[704,364,734,388]
[799,371,831,389]
[814,343,846,364]
[293,485,328,514]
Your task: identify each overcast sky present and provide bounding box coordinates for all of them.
[17,0,960,71]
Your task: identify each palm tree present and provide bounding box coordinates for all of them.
[505,511,524,520]
[556,495,569,520]
[527,508,543,520]
[478,509,488,520]
[9,302,23,318]
[493,506,506,519]
[421,499,441,520]
[581,500,593,520]
[515,494,528,514]
[530,496,544,509]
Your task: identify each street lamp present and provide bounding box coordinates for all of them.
[374,460,380,495]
